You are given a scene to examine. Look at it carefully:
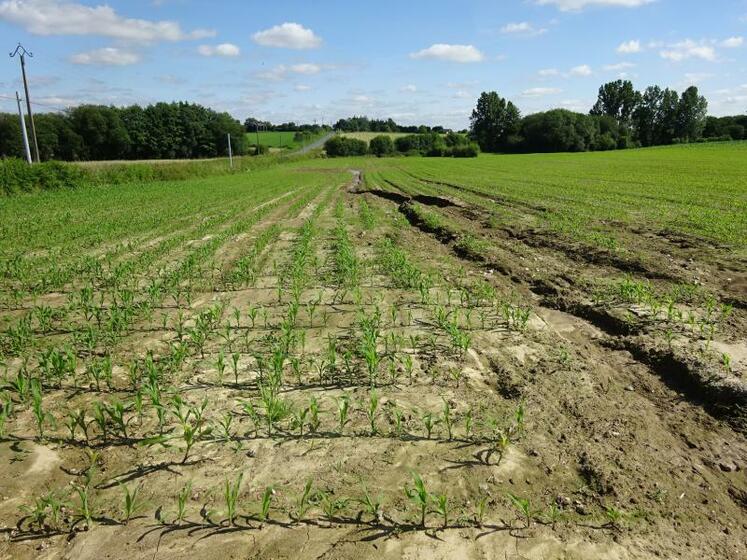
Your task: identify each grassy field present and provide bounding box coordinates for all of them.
[1,143,745,559]
[246,130,326,149]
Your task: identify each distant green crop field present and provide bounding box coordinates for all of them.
[245,131,325,149]
[340,132,410,143]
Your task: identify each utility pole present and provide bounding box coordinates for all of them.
[227,133,233,168]
[10,43,40,162]
[15,91,32,164]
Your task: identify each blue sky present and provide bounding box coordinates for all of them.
[1,0,746,129]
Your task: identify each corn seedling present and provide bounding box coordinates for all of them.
[404,471,429,528]
[258,486,274,522]
[508,493,535,529]
[119,483,146,525]
[336,394,350,434]
[367,389,380,436]
[224,473,243,526]
[431,493,449,528]
[441,399,453,440]
[175,481,192,524]
[292,479,316,522]
[319,491,349,522]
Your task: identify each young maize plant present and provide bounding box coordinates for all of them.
[224,473,243,526]
[72,482,95,529]
[175,481,192,525]
[431,493,449,529]
[367,389,380,436]
[421,411,438,440]
[442,399,453,441]
[336,394,350,435]
[258,486,274,522]
[319,491,349,523]
[357,483,384,524]
[31,381,55,440]
[404,471,430,528]
[508,493,535,529]
[119,482,146,525]
[292,479,316,522]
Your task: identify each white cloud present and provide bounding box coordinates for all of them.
[290,63,321,75]
[602,62,635,71]
[617,39,642,54]
[70,47,140,66]
[401,84,418,92]
[521,87,562,97]
[0,0,214,41]
[452,90,471,99]
[501,21,547,36]
[535,0,654,11]
[683,72,713,84]
[198,43,240,57]
[660,40,716,62]
[252,22,322,49]
[410,44,484,63]
[538,68,560,76]
[294,84,311,92]
[720,36,743,48]
[257,63,329,81]
[570,64,592,76]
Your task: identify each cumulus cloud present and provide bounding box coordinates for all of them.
[294,84,311,92]
[602,62,635,71]
[252,22,322,49]
[401,84,418,93]
[570,64,592,76]
[617,40,642,54]
[521,87,562,97]
[535,0,654,10]
[660,40,716,62]
[720,36,744,48]
[410,44,484,63]
[500,21,547,36]
[70,47,140,66]
[257,63,327,81]
[0,0,214,41]
[290,63,321,75]
[538,68,560,76]
[198,43,240,57]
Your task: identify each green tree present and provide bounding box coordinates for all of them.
[470,92,521,152]
[675,86,708,142]
[590,80,638,125]
[368,135,394,157]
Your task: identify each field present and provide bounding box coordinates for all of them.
[246,131,326,150]
[340,132,411,143]
[0,143,745,559]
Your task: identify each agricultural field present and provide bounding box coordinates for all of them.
[246,131,326,150]
[340,132,411,143]
[0,143,745,559]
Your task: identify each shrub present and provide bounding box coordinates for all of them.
[0,159,87,195]
[368,135,394,157]
[324,136,368,157]
[255,144,270,156]
[449,143,480,158]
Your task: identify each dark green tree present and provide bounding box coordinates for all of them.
[470,92,521,152]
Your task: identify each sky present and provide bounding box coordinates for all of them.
[0,0,746,129]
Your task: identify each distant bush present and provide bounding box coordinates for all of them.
[448,143,480,158]
[324,136,368,157]
[368,135,394,157]
[254,144,270,156]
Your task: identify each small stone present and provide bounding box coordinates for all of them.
[719,462,735,473]
[625,385,634,392]
[556,495,571,508]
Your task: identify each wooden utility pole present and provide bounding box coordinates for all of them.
[10,44,40,162]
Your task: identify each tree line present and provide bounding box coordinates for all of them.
[0,102,247,161]
[324,132,478,158]
[332,116,451,134]
[470,81,744,154]
[243,118,329,134]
